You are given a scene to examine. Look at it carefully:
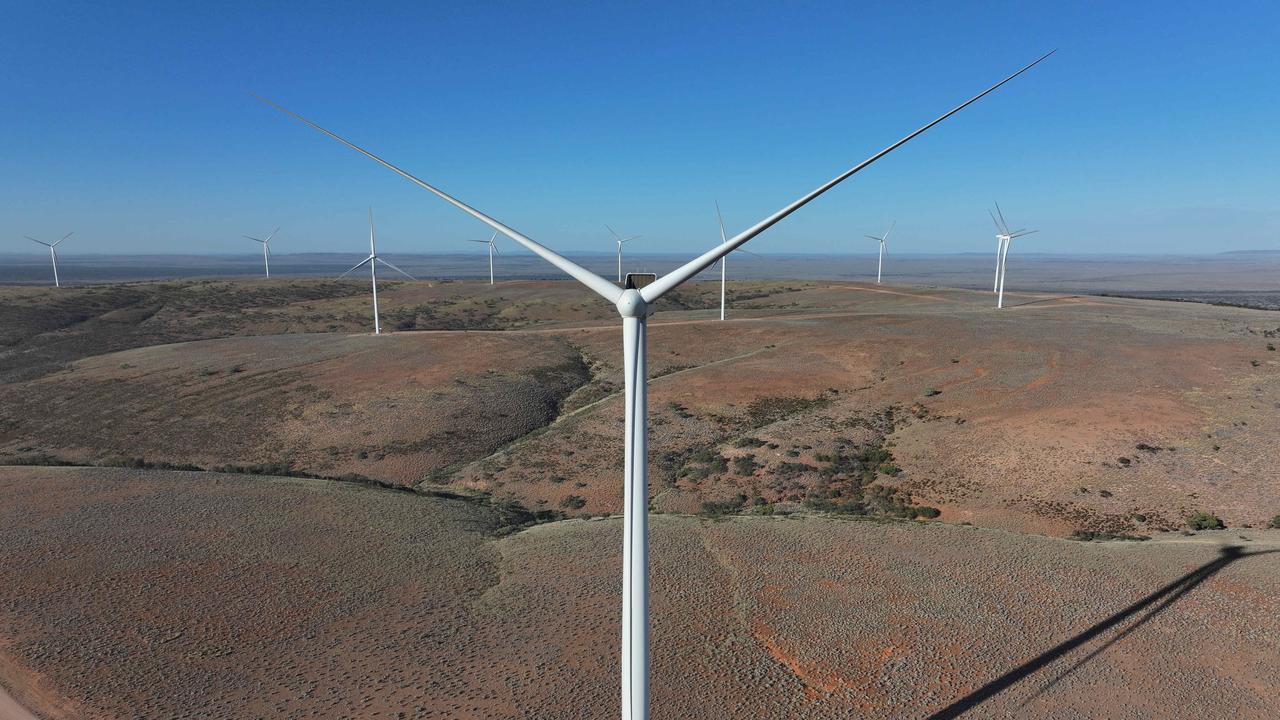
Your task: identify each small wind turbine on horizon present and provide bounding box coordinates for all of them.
[864,221,895,284]
[607,225,640,282]
[24,233,72,287]
[714,202,761,321]
[990,203,1038,309]
[467,232,500,284]
[243,227,279,278]
[255,48,1052,720]
[339,208,416,334]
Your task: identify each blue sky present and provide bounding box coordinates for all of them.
[1,1,1277,257]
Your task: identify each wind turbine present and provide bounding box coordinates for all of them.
[243,227,279,278]
[255,49,1052,720]
[339,208,416,334]
[24,233,72,287]
[864,221,895,283]
[467,232,499,284]
[713,202,761,321]
[990,203,1038,309]
[607,225,640,282]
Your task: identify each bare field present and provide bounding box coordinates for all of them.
[2,279,1277,534]
[1,467,1277,719]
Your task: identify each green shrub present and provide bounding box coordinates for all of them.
[1267,515,1280,529]
[1186,512,1224,530]
[559,495,587,510]
[923,388,941,397]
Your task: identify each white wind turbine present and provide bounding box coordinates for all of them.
[467,232,500,284]
[864,221,895,283]
[24,233,72,287]
[990,203,1037,309]
[340,208,416,334]
[607,225,640,282]
[713,202,761,321]
[256,49,1052,720]
[243,227,279,277]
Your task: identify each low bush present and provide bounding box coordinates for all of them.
[1267,515,1280,529]
[732,454,760,476]
[699,494,748,517]
[1186,512,1224,530]
[1070,530,1150,542]
[559,495,587,510]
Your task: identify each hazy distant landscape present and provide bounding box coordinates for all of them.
[3,251,1279,308]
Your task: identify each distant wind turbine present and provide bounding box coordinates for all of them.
[864,221,895,284]
[243,227,279,278]
[990,203,1038,309]
[24,233,72,287]
[713,202,761,321]
[467,232,499,284]
[339,208,416,334]
[255,48,1052,720]
[607,225,640,282]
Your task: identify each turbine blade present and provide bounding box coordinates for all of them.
[715,201,728,246]
[623,235,640,242]
[1010,229,1039,238]
[244,235,265,243]
[265,227,280,243]
[339,256,373,277]
[734,248,762,257]
[24,236,52,247]
[376,257,416,280]
[605,224,621,241]
[989,209,1003,232]
[995,201,1010,235]
[466,239,491,244]
[254,94,621,303]
[883,221,896,242]
[640,50,1055,303]
[864,234,883,242]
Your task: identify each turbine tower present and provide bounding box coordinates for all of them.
[24,233,72,287]
[243,227,279,278]
[467,232,499,284]
[989,203,1038,309]
[256,49,1052,720]
[607,225,639,282]
[339,208,416,334]
[713,202,760,321]
[864,221,895,284]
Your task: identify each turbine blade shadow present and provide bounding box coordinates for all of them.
[926,545,1276,720]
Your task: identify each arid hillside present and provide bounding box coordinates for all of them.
[2,279,1276,535]
[0,467,1276,720]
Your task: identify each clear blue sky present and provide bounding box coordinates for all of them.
[2,1,1277,256]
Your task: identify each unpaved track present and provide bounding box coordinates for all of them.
[0,683,38,720]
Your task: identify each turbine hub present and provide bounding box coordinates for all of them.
[615,288,647,318]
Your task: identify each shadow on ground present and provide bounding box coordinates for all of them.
[927,545,1278,719]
